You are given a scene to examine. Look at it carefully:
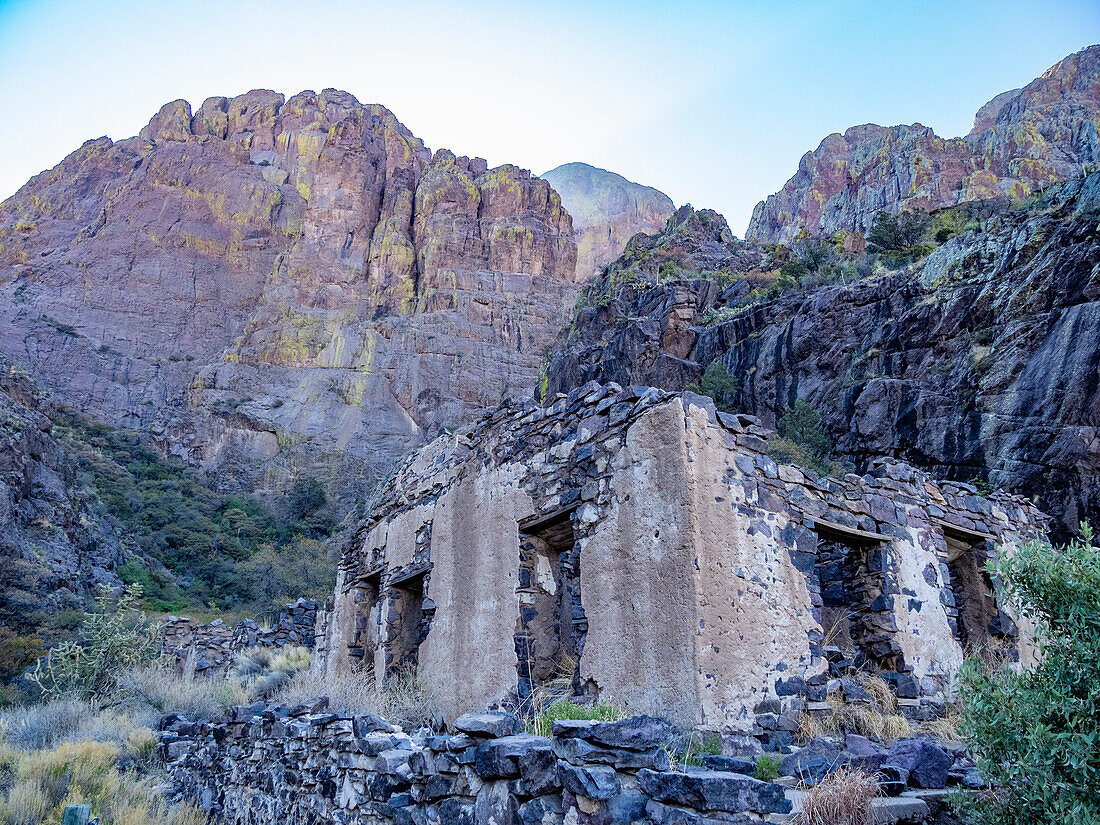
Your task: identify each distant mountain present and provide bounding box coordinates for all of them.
[748,45,1100,244]
[0,89,579,508]
[544,162,674,280]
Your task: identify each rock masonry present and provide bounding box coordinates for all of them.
[162,598,319,675]
[318,381,1047,734]
[160,705,794,825]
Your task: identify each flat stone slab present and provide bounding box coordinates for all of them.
[780,790,929,824]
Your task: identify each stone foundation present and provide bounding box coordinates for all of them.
[160,705,793,825]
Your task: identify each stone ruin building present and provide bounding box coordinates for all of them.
[316,382,1047,736]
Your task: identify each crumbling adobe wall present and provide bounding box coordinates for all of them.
[323,381,1048,733]
[680,402,820,732]
[578,400,700,722]
[416,470,534,722]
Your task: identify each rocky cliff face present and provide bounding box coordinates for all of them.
[0,90,579,502]
[0,361,126,655]
[549,175,1100,538]
[748,45,1100,244]
[543,162,674,279]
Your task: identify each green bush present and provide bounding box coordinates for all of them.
[525,699,625,738]
[53,410,337,612]
[686,361,741,412]
[754,754,781,781]
[777,400,833,459]
[958,525,1100,824]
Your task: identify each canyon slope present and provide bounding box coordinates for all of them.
[0,360,126,673]
[548,174,1100,538]
[748,45,1100,244]
[543,162,674,279]
[0,90,579,503]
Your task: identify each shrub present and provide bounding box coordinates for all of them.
[867,209,930,253]
[232,645,311,699]
[773,400,843,477]
[289,477,326,520]
[0,698,90,751]
[778,399,833,458]
[116,664,248,721]
[525,698,625,738]
[28,585,161,701]
[0,738,204,825]
[754,754,781,781]
[958,525,1100,824]
[686,361,741,412]
[793,766,878,825]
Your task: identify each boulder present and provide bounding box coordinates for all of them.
[638,768,792,815]
[885,739,952,789]
[780,738,842,785]
[453,711,522,739]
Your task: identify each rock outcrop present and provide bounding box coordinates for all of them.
[548,175,1100,538]
[748,45,1100,244]
[543,162,674,280]
[0,90,579,504]
[0,361,126,649]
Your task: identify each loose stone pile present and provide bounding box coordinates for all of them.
[159,706,794,824]
[162,598,319,674]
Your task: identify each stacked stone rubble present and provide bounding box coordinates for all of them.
[162,598,319,674]
[159,706,793,825]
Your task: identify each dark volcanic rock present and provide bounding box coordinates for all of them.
[781,738,842,785]
[885,739,953,789]
[0,359,126,647]
[549,173,1100,537]
[638,768,792,815]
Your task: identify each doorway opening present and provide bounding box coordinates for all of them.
[517,507,580,701]
[940,522,1016,654]
[813,520,901,671]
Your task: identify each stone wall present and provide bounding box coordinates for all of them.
[160,705,793,825]
[162,598,319,675]
[322,381,1047,734]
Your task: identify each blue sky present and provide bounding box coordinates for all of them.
[0,0,1097,234]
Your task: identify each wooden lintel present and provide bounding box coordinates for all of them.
[357,564,384,582]
[389,563,432,587]
[812,517,888,544]
[519,502,577,532]
[932,517,996,544]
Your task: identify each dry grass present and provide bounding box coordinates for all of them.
[118,664,249,721]
[0,739,205,825]
[855,674,897,714]
[0,698,91,751]
[793,766,879,825]
[918,708,963,743]
[276,664,442,730]
[797,673,912,744]
[232,645,311,699]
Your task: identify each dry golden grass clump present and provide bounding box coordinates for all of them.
[797,672,912,744]
[0,739,205,825]
[793,766,879,825]
[276,664,442,731]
